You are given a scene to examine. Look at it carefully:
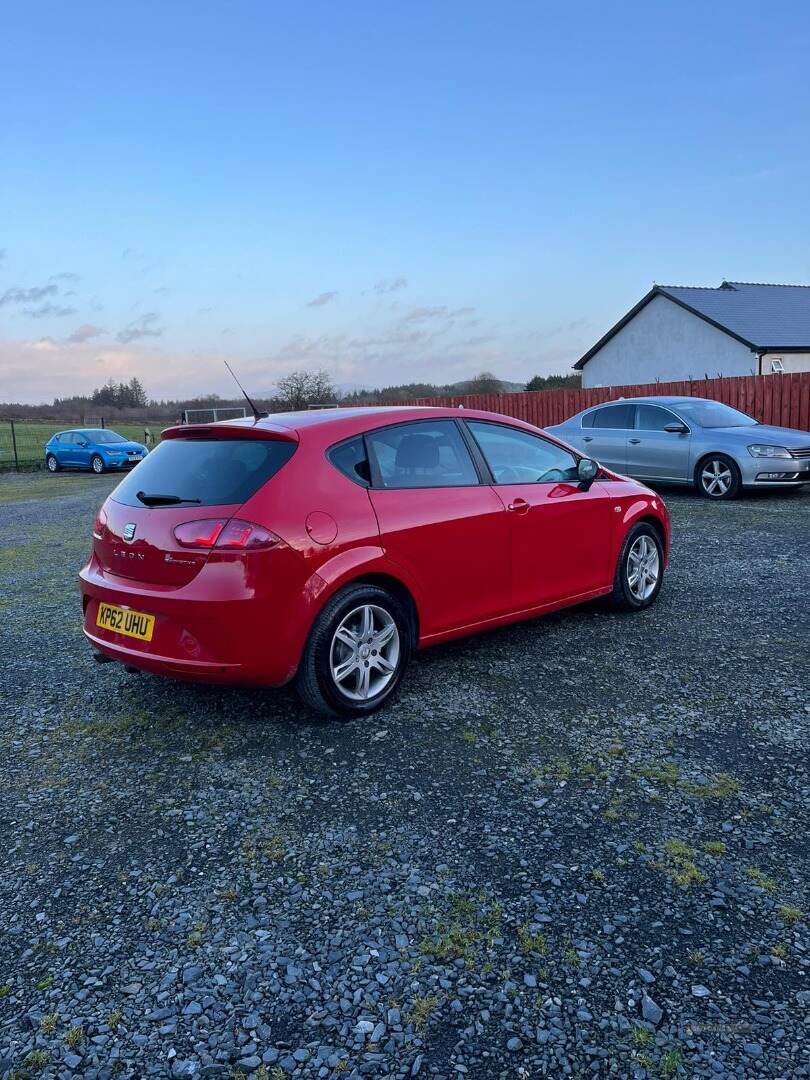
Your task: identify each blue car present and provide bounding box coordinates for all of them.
[45,428,149,474]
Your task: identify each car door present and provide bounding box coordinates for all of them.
[49,433,68,465]
[465,420,613,611]
[60,432,82,466]
[579,404,635,473]
[73,432,93,468]
[366,419,511,635]
[627,404,691,481]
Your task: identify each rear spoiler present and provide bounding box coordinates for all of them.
[161,423,298,443]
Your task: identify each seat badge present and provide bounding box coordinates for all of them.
[123,523,137,542]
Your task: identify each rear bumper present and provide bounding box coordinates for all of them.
[83,626,244,678]
[79,550,316,686]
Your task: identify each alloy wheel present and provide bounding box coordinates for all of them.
[92,456,104,474]
[47,456,58,472]
[700,458,733,497]
[627,535,660,601]
[329,604,400,701]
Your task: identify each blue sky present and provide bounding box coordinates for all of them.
[2,0,809,402]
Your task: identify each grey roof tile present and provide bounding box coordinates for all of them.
[660,281,810,347]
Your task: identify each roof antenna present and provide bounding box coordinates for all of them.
[224,360,265,422]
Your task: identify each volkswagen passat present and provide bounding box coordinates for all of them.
[79,407,670,716]
[46,428,148,474]
[548,396,810,499]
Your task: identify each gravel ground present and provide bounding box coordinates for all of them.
[1,473,809,1080]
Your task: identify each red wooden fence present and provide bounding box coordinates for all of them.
[386,372,810,431]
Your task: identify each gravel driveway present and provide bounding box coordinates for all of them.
[1,473,809,1079]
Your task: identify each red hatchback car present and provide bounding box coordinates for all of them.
[80,407,670,716]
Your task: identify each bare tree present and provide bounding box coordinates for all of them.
[460,371,503,394]
[273,370,337,411]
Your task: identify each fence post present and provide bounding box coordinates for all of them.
[101,416,105,429]
[10,420,19,471]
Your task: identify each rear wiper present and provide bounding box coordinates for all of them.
[136,491,202,507]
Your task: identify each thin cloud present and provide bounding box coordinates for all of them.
[66,323,105,344]
[25,303,78,319]
[0,284,59,307]
[373,276,407,294]
[49,272,81,284]
[403,305,446,322]
[402,305,475,323]
[306,290,338,308]
[116,312,163,343]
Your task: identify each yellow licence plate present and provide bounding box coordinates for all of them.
[96,602,155,642]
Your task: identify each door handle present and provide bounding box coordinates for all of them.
[583,436,593,442]
[629,438,641,444]
[507,497,529,514]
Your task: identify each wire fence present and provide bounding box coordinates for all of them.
[0,418,167,471]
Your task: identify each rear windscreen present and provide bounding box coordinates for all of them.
[111,438,296,508]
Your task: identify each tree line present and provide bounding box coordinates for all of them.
[1,369,580,420]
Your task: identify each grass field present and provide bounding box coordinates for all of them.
[0,420,166,469]
[0,469,119,503]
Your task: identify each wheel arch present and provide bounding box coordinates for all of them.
[636,513,666,552]
[300,549,423,663]
[693,449,741,489]
[343,572,420,648]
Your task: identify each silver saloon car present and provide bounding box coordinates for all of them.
[547,396,810,499]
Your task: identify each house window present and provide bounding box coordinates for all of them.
[769,357,784,373]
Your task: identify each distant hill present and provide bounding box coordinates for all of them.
[340,376,528,404]
[340,374,577,403]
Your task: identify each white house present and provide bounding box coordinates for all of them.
[574,281,810,388]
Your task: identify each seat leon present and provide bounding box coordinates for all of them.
[79,407,670,716]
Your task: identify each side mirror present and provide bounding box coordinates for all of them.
[663,422,689,434]
[577,457,599,490]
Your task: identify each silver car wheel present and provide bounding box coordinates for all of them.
[46,455,58,472]
[627,535,660,601]
[700,458,733,497]
[91,455,104,474]
[329,604,400,701]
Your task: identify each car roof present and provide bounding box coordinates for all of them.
[577,395,723,411]
[164,405,546,443]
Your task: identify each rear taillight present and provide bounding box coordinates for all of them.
[93,507,108,540]
[173,518,282,551]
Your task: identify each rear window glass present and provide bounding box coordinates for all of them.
[592,404,635,429]
[329,436,371,487]
[111,438,296,508]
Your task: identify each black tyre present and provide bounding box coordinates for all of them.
[295,583,412,717]
[608,522,664,612]
[91,454,105,474]
[695,453,741,500]
[46,454,60,473]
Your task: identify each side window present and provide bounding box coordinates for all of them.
[591,404,635,429]
[467,421,579,484]
[65,433,78,444]
[581,411,595,428]
[367,420,479,489]
[328,436,371,487]
[636,405,679,431]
